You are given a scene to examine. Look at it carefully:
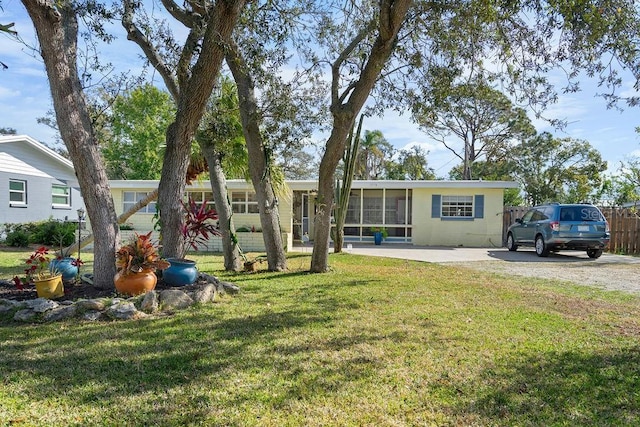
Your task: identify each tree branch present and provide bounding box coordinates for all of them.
[122,0,180,100]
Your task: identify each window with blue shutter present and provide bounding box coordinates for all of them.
[431,195,441,218]
[474,195,484,219]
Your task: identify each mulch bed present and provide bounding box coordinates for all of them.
[0,278,188,302]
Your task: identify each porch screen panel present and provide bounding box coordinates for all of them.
[345,189,361,223]
[362,189,383,224]
[385,189,407,224]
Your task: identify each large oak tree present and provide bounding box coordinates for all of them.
[21,0,120,289]
[122,0,246,258]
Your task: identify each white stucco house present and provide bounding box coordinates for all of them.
[110,179,519,251]
[0,134,85,225]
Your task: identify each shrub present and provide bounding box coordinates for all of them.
[5,229,30,247]
[30,220,77,247]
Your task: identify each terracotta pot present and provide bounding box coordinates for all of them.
[34,274,64,299]
[114,270,157,296]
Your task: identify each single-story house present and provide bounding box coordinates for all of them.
[0,134,85,225]
[110,179,519,251]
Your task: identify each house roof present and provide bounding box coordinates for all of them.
[109,179,520,190]
[0,134,74,171]
[0,152,54,178]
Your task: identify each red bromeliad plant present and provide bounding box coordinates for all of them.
[116,231,170,275]
[178,197,221,259]
[12,246,62,287]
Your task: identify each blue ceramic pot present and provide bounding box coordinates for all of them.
[163,258,198,286]
[373,232,383,245]
[49,257,79,282]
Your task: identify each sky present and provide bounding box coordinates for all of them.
[2,2,640,179]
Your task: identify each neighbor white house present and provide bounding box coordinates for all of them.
[109,179,519,251]
[0,134,85,225]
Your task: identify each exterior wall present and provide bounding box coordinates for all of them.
[111,180,516,250]
[0,170,83,224]
[0,139,78,184]
[112,181,295,252]
[412,187,505,247]
[0,137,84,225]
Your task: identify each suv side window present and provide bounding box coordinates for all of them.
[531,208,549,222]
[521,210,535,222]
[544,206,556,220]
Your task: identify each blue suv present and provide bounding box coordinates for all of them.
[506,203,610,258]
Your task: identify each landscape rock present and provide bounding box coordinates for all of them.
[1,279,239,324]
[43,304,78,322]
[199,273,219,284]
[14,309,37,322]
[82,310,104,321]
[76,299,107,311]
[26,298,59,312]
[107,302,146,320]
[219,281,240,295]
[192,283,217,303]
[160,290,194,310]
[0,299,21,313]
[141,291,159,313]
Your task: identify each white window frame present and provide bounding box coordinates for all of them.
[185,191,215,210]
[123,191,157,214]
[231,191,259,214]
[9,179,27,206]
[52,184,71,207]
[441,195,473,218]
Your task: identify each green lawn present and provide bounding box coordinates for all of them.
[1,250,639,426]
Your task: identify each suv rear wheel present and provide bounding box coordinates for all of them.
[535,235,550,257]
[506,233,518,251]
[587,249,603,259]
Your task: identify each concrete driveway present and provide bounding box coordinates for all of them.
[339,243,639,264]
[327,243,640,294]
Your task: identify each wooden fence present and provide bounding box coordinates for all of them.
[502,206,640,255]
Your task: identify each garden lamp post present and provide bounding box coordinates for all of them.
[77,208,85,276]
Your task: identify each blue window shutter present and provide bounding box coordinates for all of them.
[474,195,485,219]
[432,195,441,218]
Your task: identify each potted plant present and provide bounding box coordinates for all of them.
[17,246,65,299]
[371,227,388,245]
[163,197,220,286]
[114,231,170,296]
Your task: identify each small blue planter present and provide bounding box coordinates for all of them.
[49,257,79,282]
[373,232,383,245]
[163,258,198,286]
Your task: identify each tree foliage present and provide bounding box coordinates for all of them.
[513,132,607,205]
[354,130,394,180]
[102,84,175,179]
[414,76,535,180]
[602,157,640,206]
[386,145,436,180]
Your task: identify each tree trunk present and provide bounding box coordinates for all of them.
[310,0,412,272]
[157,2,245,258]
[311,120,352,272]
[200,146,243,271]
[226,45,287,271]
[22,0,119,289]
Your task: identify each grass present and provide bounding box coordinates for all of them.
[1,249,640,425]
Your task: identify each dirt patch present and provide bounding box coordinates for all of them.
[456,256,640,294]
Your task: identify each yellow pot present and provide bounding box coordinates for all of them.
[34,275,64,299]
